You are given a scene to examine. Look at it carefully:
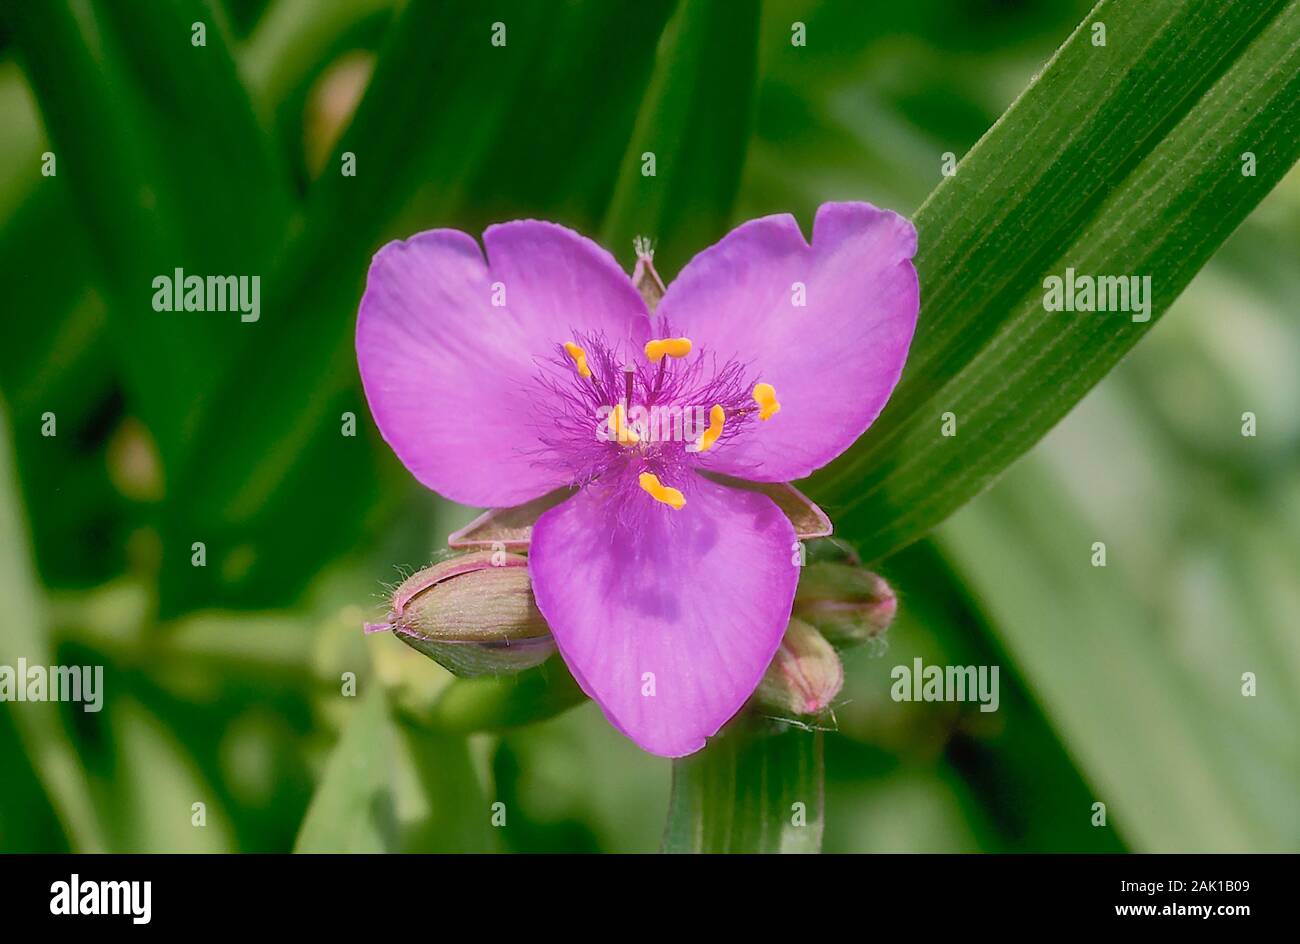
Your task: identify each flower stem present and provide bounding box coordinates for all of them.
[661,721,824,853]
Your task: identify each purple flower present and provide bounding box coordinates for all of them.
[356,202,918,756]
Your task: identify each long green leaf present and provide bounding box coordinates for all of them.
[937,453,1295,851]
[158,0,601,612]
[3,0,293,462]
[109,698,234,852]
[460,0,676,226]
[0,0,391,595]
[0,184,121,587]
[871,541,1128,852]
[0,401,106,852]
[810,0,1300,558]
[395,720,495,852]
[662,725,823,853]
[294,685,398,853]
[600,0,761,275]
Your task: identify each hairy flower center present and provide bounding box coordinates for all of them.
[529,330,780,508]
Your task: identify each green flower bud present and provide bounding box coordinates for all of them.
[752,618,844,717]
[368,551,554,678]
[793,561,896,648]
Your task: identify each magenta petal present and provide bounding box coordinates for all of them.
[356,222,650,507]
[655,201,919,481]
[529,474,798,757]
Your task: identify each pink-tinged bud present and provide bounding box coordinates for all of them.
[752,618,844,717]
[368,551,555,677]
[793,561,897,648]
[632,236,666,312]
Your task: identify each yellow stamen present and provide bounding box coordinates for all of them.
[753,382,781,420]
[608,403,640,445]
[644,337,693,363]
[696,404,726,452]
[564,341,591,378]
[639,472,685,510]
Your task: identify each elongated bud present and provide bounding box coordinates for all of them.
[632,236,666,312]
[793,560,896,648]
[752,618,844,717]
[367,551,555,677]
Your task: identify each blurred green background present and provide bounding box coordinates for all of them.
[0,0,1295,853]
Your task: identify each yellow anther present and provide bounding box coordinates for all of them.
[608,403,640,445]
[753,382,781,421]
[639,472,686,510]
[644,337,693,363]
[564,342,591,378]
[696,404,726,452]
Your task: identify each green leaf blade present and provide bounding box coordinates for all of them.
[937,454,1294,851]
[810,0,1300,558]
[0,403,107,852]
[662,726,824,854]
[294,686,398,853]
[3,0,293,462]
[600,0,761,276]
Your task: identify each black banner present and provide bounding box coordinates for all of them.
[0,853,1287,929]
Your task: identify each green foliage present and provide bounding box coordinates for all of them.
[5,0,292,462]
[601,0,760,275]
[940,456,1297,852]
[663,725,823,853]
[294,686,397,853]
[0,406,106,851]
[809,0,1300,560]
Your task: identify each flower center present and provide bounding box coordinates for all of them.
[532,331,780,509]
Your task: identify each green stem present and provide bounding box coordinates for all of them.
[662,723,824,853]
[0,404,107,852]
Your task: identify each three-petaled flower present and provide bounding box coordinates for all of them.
[356,201,918,756]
